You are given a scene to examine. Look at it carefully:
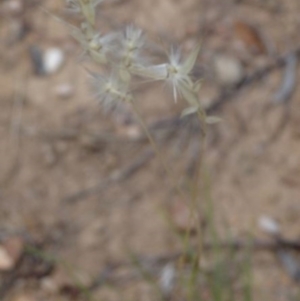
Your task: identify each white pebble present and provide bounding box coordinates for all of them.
[213,54,244,86]
[159,263,176,296]
[41,277,59,294]
[43,48,65,75]
[258,215,280,235]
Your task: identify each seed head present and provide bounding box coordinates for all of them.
[118,26,146,72]
[123,26,144,53]
[66,0,105,25]
[92,72,132,110]
[134,43,201,105]
[71,24,118,64]
[66,0,81,13]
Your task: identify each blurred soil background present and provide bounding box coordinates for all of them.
[1,0,300,300]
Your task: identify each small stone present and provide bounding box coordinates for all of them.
[54,83,74,99]
[43,48,65,75]
[258,215,280,235]
[0,236,24,271]
[4,0,23,15]
[159,263,176,296]
[41,277,59,294]
[0,247,14,271]
[3,236,24,263]
[213,54,244,86]
[117,124,142,140]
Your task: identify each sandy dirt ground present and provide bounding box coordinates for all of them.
[1,0,300,300]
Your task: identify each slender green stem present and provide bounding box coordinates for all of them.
[129,99,186,201]
[185,109,208,301]
[131,100,209,300]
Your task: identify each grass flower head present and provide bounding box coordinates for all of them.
[118,26,146,74]
[135,43,201,105]
[66,0,105,25]
[71,23,118,64]
[92,72,132,110]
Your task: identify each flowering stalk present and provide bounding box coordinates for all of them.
[129,99,187,201]
[62,0,218,291]
[64,1,212,125]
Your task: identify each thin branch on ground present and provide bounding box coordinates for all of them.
[63,148,154,203]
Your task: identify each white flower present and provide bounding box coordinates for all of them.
[134,43,201,104]
[118,25,146,71]
[71,23,118,64]
[123,26,145,52]
[91,72,132,109]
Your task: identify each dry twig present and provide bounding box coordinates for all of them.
[63,148,154,203]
